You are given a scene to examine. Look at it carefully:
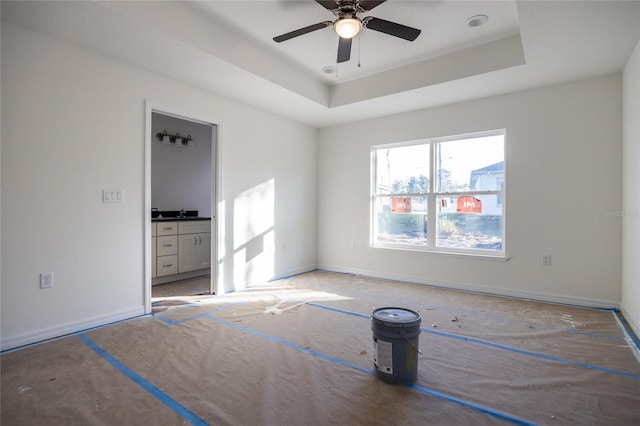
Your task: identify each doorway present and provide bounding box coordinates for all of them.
[144,102,219,314]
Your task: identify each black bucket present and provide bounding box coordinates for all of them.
[371,307,422,385]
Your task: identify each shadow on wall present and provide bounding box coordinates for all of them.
[218,178,276,293]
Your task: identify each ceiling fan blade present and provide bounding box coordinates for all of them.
[358,1,387,11]
[337,37,352,63]
[315,0,338,11]
[273,21,333,43]
[364,17,421,41]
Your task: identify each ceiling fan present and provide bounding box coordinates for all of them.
[273,0,421,64]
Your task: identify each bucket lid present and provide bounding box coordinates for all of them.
[372,307,421,327]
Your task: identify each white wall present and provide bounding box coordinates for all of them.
[622,40,640,336]
[0,21,317,350]
[151,113,213,217]
[318,74,623,307]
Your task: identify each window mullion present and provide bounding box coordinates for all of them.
[428,141,436,249]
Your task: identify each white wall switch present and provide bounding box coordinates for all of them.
[103,189,124,203]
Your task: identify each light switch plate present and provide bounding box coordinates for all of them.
[103,189,124,203]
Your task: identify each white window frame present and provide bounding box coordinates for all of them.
[370,129,506,258]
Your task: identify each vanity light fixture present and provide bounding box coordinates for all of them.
[155,130,194,146]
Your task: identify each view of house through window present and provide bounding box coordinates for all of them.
[371,130,505,256]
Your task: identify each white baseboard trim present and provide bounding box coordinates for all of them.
[615,308,640,363]
[271,264,318,282]
[152,269,209,286]
[619,306,640,341]
[223,264,318,293]
[316,264,620,310]
[1,306,146,352]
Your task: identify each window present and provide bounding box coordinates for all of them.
[371,130,505,256]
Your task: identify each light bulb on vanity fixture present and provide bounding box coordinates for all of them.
[173,133,182,145]
[157,130,171,144]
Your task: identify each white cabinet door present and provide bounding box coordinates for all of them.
[151,236,157,278]
[178,233,211,273]
[178,234,198,273]
[197,233,211,269]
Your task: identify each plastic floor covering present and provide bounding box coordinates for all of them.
[2,270,640,425]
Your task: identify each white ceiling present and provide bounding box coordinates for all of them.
[3,1,640,128]
[187,0,522,84]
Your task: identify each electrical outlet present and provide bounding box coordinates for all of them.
[542,255,552,266]
[40,272,54,289]
[349,241,356,250]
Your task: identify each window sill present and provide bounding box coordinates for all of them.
[370,244,510,261]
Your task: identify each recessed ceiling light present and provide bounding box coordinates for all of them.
[466,15,489,28]
[321,66,337,75]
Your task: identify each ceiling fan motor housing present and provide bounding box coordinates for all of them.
[336,2,360,18]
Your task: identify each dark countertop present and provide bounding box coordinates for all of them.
[152,217,211,222]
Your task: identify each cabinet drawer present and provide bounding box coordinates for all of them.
[157,235,178,256]
[157,255,178,276]
[157,222,178,236]
[178,220,211,235]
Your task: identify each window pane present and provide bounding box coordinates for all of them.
[376,144,430,194]
[436,195,503,251]
[375,196,428,246]
[436,135,504,192]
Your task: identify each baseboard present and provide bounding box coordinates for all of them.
[152,269,209,286]
[619,306,640,344]
[0,306,146,353]
[223,264,319,292]
[271,264,318,282]
[316,264,620,310]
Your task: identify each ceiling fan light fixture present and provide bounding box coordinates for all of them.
[334,17,362,39]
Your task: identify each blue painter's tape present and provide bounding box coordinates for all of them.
[78,334,209,426]
[154,301,246,326]
[306,302,369,319]
[205,315,372,376]
[296,279,625,342]
[423,327,640,381]
[408,383,537,426]
[205,313,535,425]
[307,302,640,381]
[613,310,640,350]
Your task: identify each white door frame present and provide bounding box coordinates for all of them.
[144,101,222,313]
